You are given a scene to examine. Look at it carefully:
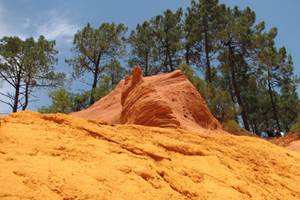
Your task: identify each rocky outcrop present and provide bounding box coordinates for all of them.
[72,66,221,131]
[71,80,124,123]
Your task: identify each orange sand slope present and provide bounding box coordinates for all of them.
[270,133,300,152]
[72,67,221,131]
[1,111,300,200]
[288,140,300,152]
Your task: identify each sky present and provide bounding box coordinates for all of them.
[0,0,299,113]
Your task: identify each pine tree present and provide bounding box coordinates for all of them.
[185,0,224,82]
[150,9,183,72]
[66,23,127,105]
[128,21,157,76]
[0,36,64,112]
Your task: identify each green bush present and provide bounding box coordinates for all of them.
[290,116,300,137]
[222,120,253,136]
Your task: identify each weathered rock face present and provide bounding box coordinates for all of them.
[71,80,124,124]
[1,111,300,199]
[72,66,221,131]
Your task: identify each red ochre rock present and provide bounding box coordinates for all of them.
[72,66,221,131]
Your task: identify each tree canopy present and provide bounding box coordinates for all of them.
[0,36,64,112]
[66,22,127,105]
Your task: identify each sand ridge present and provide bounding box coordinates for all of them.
[0,111,300,199]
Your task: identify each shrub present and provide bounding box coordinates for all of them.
[290,116,300,137]
[223,120,254,136]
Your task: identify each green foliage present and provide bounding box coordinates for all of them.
[66,22,127,105]
[39,89,73,113]
[185,0,223,82]
[290,116,300,139]
[39,75,112,113]
[150,9,183,72]
[0,36,64,112]
[128,21,158,76]
[71,90,91,112]
[93,76,112,99]
[222,120,251,136]
[223,120,242,133]
[291,116,300,133]
[68,23,127,78]
[205,85,236,123]
[104,59,126,87]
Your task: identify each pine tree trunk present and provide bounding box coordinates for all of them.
[185,46,190,65]
[111,73,115,87]
[203,4,212,83]
[90,67,99,105]
[204,28,212,83]
[228,44,250,131]
[267,78,281,130]
[145,52,149,76]
[226,75,239,122]
[22,82,30,110]
[166,47,174,71]
[89,54,101,105]
[13,73,21,112]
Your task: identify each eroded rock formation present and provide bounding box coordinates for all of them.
[72,66,221,131]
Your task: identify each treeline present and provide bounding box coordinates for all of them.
[0,0,299,134]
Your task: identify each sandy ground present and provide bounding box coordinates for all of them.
[270,134,300,153]
[1,111,300,200]
[288,140,300,152]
